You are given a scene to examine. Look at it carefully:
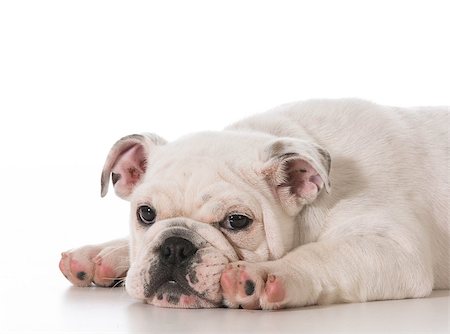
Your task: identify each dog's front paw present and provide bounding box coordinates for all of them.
[220,262,286,310]
[59,244,129,287]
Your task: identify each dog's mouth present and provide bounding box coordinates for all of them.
[130,230,232,309]
[144,275,221,309]
[155,280,185,303]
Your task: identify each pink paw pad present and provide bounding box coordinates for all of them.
[58,252,94,287]
[93,260,120,287]
[264,274,285,303]
[220,265,238,296]
[69,259,93,284]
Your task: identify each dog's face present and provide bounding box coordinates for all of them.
[100,131,330,308]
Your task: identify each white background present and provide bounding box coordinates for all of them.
[0,1,448,333]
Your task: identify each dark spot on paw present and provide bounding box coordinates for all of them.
[157,293,163,300]
[244,280,255,296]
[77,271,87,281]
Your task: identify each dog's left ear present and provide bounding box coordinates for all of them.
[100,133,167,199]
[261,137,331,214]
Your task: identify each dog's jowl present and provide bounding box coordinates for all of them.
[60,99,449,309]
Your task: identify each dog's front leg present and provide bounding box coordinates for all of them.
[59,238,129,287]
[221,233,433,310]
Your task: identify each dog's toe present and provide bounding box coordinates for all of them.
[91,246,128,287]
[92,259,124,287]
[58,250,95,287]
[220,262,265,309]
[264,274,285,302]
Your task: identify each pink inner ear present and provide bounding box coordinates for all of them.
[284,159,324,199]
[111,145,147,196]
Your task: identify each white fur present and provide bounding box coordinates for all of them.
[228,99,449,306]
[61,99,449,309]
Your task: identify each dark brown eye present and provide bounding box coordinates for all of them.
[221,214,252,230]
[137,205,156,225]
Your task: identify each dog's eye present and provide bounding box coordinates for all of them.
[221,214,253,230]
[137,205,156,225]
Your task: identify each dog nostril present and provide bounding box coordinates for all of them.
[162,245,171,258]
[179,246,191,260]
[160,237,197,265]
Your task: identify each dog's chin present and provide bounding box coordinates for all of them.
[145,281,220,308]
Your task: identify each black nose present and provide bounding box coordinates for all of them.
[159,237,197,265]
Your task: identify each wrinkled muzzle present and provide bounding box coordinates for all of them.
[126,219,239,308]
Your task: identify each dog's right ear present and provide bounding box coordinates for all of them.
[261,137,331,215]
[100,133,166,200]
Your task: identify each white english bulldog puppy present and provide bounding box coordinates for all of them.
[60,99,449,309]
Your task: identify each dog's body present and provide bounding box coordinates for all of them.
[60,99,449,309]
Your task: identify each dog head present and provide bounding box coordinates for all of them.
[101,131,331,308]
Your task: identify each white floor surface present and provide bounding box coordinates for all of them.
[0,268,448,333]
